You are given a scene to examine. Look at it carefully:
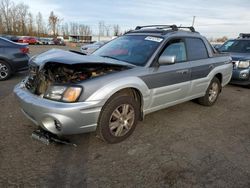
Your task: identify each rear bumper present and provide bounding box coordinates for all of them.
[14,83,103,135]
[10,55,29,72]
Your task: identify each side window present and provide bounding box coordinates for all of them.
[185,38,208,61]
[160,39,187,63]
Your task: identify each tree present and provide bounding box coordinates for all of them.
[0,13,3,33]
[64,22,69,36]
[27,12,34,35]
[113,24,121,36]
[104,24,111,36]
[0,0,12,33]
[48,11,60,36]
[216,36,228,43]
[17,2,29,35]
[70,22,79,35]
[36,12,43,36]
[79,24,92,36]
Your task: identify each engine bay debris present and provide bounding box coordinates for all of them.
[25,62,129,95]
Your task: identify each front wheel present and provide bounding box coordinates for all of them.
[97,95,140,143]
[198,77,221,106]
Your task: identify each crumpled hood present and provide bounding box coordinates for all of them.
[30,49,135,69]
[230,52,250,61]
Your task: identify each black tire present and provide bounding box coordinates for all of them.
[198,77,221,106]
[97,94,140,143]
[0,60,12,81]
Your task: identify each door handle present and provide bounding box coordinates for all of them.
[176,69,189,74]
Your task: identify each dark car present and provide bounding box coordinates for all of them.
[218,33,250,87]
[0,35,20,42]
[0,37,29,80]
[53,38,65,46]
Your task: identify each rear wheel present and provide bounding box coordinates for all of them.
[198,77,221,106]
[97,94,140,143]
[0,61,11,81]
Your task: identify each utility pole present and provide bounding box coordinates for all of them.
[192,16,196,27]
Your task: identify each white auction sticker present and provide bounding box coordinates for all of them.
[145,36,163,42]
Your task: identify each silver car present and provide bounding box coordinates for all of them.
[80,41,107,54]
[14,25,232,143]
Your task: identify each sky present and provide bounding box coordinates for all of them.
[14,0,250,38]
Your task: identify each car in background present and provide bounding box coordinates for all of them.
[53,38,65,46]
[218,33,250,87]
[18,36,38,45]
[80,41,108,54]
[0,37,29,80]
[0,35,20,42]
[36,38,43,45]
[212,43,222,50]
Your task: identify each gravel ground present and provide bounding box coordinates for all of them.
[0,45,249,187]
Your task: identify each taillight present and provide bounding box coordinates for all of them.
[20,47,29,54]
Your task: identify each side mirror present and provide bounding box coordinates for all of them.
[158,55,176,65]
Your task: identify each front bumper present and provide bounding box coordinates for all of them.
[230,68,250,86]
[14,83,103,135]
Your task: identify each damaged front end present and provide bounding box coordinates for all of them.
[25,62,129,100]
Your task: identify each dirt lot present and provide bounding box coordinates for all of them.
[0,45,250,187]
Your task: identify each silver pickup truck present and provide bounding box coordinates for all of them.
[14,25,232,143]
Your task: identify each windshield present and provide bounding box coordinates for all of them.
[219,40,250,53]
[93,35,163,66]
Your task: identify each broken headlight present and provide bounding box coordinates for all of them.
[44,86,82,102]
[238,60,250,68]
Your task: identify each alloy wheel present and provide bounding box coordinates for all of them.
[0,63,9,79]
[208,82,219,103]
[109,104,135,137]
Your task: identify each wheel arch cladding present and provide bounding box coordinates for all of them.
[103,87,144,121]
[0,58,13,72]
[214,73,222,83]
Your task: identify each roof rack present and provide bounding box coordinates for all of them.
[238,33,250,38]
[134,24,196,32]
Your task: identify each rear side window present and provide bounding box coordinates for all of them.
[185,38,208,61]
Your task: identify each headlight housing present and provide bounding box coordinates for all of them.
[238,60,250,68]
[44,86,82,102]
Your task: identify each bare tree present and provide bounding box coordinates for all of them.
[17,2,29,35]
[0,13,3,33]
[64,22,69,36]
[98,21,105,36]
[70,22,79,35]
[27,12,34,35]
[113,24,121,36]
[48,11,60,36]
[36,12,43,36]
[104,24,111,36]
[9,2,19,35]
[79,24,92,36]
[216,36,228,43]
[0,0,13,33]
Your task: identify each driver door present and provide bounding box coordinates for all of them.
[141,38,192,109]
